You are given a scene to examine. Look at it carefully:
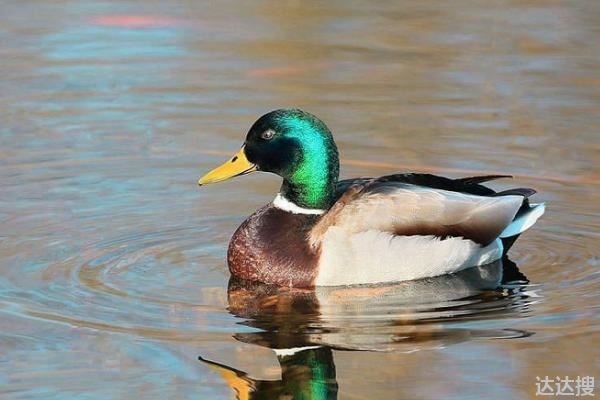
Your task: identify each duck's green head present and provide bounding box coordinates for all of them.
[199,109,340,210]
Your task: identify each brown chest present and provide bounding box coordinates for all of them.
[227,205,321,287]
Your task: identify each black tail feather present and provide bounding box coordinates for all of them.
[454,175,512,185]
[501,234,520,255]
[494,188,537,198]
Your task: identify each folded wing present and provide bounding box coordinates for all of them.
[310,176,525,248]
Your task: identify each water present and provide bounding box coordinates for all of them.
[1,1,598,399]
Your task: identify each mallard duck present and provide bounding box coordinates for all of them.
[198,109,545,287]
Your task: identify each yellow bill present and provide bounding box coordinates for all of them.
[198,356,253,400]
[198,146,257,185]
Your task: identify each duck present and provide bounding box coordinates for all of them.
[198,109,545,287]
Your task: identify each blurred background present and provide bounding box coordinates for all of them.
[0,1,598,399]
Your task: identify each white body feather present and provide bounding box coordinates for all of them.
[315,230,503,286]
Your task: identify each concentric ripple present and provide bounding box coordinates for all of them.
[0,220,244,343]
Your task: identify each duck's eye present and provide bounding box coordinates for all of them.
[261,130,275,140]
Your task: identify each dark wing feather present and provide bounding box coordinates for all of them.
[336,173,523,199]
[454,175,512,185]
[377,173,498,196]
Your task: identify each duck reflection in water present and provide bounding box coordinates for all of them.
[200,347,337,400]
[199,258,531,400]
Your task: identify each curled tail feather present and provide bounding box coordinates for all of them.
[500,203,545,253]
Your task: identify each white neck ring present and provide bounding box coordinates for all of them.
[272,193,325,215]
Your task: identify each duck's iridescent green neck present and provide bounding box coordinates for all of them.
[277,114,339,210]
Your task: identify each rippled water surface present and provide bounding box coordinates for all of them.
[1,1,598,399]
